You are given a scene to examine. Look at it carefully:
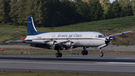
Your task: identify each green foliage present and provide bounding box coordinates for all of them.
[75,1,90,21]
[89,0,104,21]
[0,0,134,27]
[118,0,133,17]
[17,0,27,25]
[104,4,114,19]
[119,0,130,6]
[76,0,104,21]
[100,0,110,15]
[0,0,10,24]
[111,1,122,18]
[10,0,18,24]
[42,0,66,27]
[122,4,133,16]
[104,0,133,19]
[132,0,135,13]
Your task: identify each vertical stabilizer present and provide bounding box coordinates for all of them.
[27,16,39,35]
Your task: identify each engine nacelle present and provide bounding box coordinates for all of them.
[63,41,74,48]
[46,41,57,46]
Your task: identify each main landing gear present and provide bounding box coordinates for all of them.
[99,49,104,57]
[81,47,88,55]
[56,50,62,58]
[81,47,104,57]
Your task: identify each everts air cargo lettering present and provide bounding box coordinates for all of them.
[58,34,82,37]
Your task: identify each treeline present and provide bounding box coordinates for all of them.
[0,0,133,27]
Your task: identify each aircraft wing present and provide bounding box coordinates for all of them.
[105,30,132,38]
[6,40,45,44]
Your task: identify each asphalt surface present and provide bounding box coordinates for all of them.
[0,45,135,51]
[0,55,135,74]
[0,45,135,74]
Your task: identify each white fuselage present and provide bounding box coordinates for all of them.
[25,32,106,47]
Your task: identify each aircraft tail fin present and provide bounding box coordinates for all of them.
[27,16,39,35]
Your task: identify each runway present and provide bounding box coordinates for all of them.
[0,55,135,74]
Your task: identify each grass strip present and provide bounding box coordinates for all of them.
[0,71,134,76]
[0,48,135,55]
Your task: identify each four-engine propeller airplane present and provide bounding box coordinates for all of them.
[7,16,132,58]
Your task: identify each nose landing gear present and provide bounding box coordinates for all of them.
[99,49,104,57]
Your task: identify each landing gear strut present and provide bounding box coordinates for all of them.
[82,47,88,55]
[99,49,104,57]
[56,50,62,58]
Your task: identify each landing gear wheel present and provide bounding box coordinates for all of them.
[82,51,85,55]
[81,50,88,55]
[59,53,62,57]
[99,52,104,57]
[85,50,88,55]
[56,53,62,58]
[56,53,59,58]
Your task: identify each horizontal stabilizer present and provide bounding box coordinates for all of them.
[6,40,25,43]
[6,40,45,44]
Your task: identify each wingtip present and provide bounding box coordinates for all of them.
[6,41,9,43]
[6,40,13,43]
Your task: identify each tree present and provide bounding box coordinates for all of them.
[74,0,81,2]
[10,0,18,24]
[32,0,43,26]
[0,0,10,24]
[41,0,61,27]
[111,1,122,18]
[122,4,133,16]
[89,0,104,21]
[17,0,27,25]
[132,0,135,14]
[59,1,79,26]
[104,3,114,19]
[100,0,110,15]
[75,1,90,22]
[81,0,90,3]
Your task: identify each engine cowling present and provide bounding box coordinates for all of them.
[45,41,57,50]
[64,41,74,47]
[105,37,113,45]
[63,41,74,50]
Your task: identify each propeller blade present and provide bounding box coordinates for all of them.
[109,40,112,46]
[51,45,55,50]
[69,46,73,51]
[51,41,57,50]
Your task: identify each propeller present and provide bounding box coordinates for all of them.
[51,41,57,50]
[51,44,55,50]
[105,36,113,46]
[62,41,74,51]
[69,46,73,51]
[46,40,57,50]
[69,42,74,51]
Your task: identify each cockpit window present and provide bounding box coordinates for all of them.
[98,35,103,38]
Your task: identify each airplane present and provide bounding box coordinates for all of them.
[7,16,132,58]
